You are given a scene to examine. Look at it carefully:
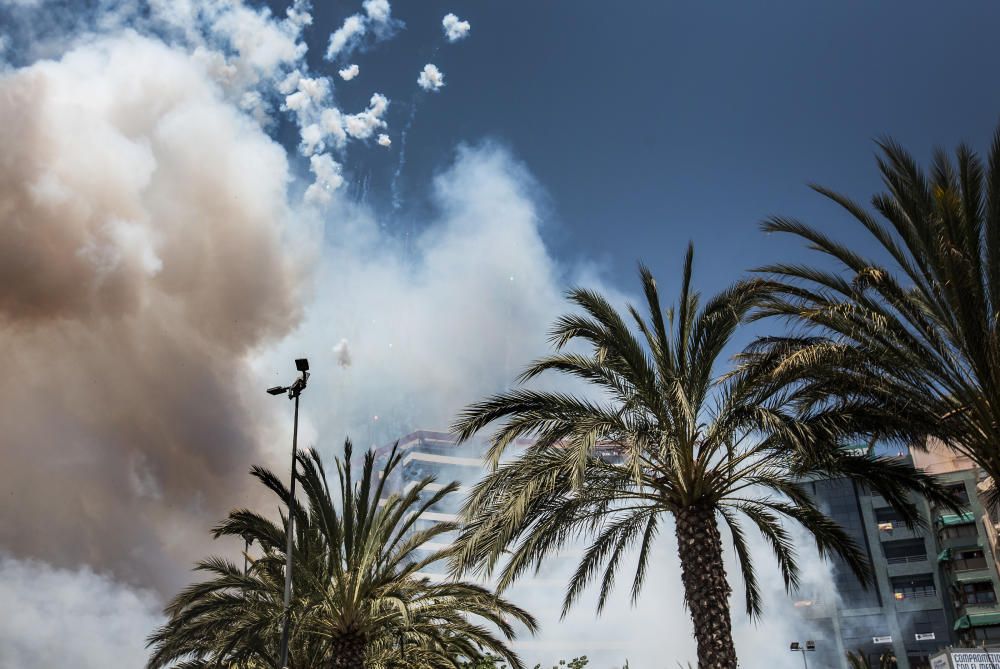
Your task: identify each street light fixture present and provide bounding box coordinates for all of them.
[268,357,310,669]
[790,641,816,669]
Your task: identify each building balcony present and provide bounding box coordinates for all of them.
[939,533,984,550]
[893,593,945,612]
[877,525,923,542]
[887,558,933,578]
[950,568,994,586]
[952,557,990,571]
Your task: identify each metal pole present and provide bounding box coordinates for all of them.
[277,385,301,669]
[798,649,809,669]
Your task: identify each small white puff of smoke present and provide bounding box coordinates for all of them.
[442,13,470,42]
[417,63,444,91]
[377,133,391,147]
[332,338,353,367]
[363,0,391,23]
[339,63,360,80]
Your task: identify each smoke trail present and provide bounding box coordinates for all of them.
[389,39,443,212]
[390,97,420,211]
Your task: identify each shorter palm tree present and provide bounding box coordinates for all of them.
[846,649,896,669]
[147,440,536,669]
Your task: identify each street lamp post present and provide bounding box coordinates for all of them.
[268,357,310,669]
[790,641,816,669]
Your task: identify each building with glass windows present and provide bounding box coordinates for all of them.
[795,443,1000,669]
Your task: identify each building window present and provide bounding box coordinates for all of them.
[959,581,997,606]
[940,523,979,540]
[891,574,936,600]
[943,482,971,507]
[972,625,1000,641]
[876,507,906,526]
[952,548,988,572]
[883,538,926,564]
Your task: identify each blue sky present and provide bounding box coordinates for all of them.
[300,0,1000,295]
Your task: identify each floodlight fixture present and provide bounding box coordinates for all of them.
[790,641,816,669]
[269,356,311,669]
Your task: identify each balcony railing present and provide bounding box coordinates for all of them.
[893,589,937,600]
[886,555,928,565]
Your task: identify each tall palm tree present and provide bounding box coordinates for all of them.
[448,247,955,669]
[147,440,537,669]
[747,129,1000,505]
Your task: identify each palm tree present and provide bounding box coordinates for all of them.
[747,129,1000,505]
[846,649,896,669]
[147,440,536,669]
[448,247,955,669]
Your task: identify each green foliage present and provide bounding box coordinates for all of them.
[748,128,1000,509]
[147,441,536,669]
[535,657,589,669]
[846,649,896,669]
[462,654,590,669]
[449,248,947,605]
[447,247,950,667]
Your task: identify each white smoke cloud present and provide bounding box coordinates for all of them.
[344,92,389,139]
[364,0,391,23]
[326,13,365,60]
[333,338,353,367]
[283,75,328,111]
[259,143,831,668]
[418,63,444,91]
[325,0,397,62]
[378,133,392,147]
[442,13,470,42]
[304,153,345,204]
[0,555,163,669]
[321,106,349,147]
[339,63,360,80]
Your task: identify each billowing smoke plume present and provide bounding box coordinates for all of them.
[271,144,837,668]
[0,555,162,668]
[0,33,305,590]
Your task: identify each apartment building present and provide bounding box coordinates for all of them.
[796,443,1000,669]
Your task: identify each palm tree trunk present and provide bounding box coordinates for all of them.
[330,631,367,669]
[674,504,737,669]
